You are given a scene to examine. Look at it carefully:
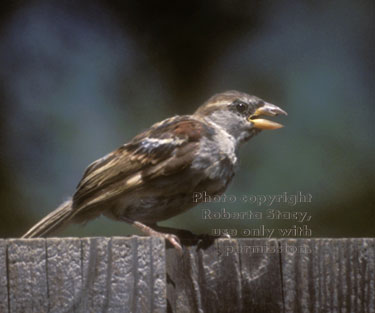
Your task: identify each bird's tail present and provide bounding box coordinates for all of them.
[22,200,74,238]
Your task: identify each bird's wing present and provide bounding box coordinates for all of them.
[72,115,215,209]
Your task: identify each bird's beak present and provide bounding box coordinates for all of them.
[248,102,288,130]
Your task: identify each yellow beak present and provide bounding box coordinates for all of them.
[248,102,287,130]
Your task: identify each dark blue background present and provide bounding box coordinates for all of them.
[0,0,373,237]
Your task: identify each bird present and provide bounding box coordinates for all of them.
[22,90,287,251]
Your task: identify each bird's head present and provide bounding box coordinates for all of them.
[194,90,287,144]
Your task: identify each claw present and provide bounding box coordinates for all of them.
[165,234,183,254]
[221,233,231,239]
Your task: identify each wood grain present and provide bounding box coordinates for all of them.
[0,237,373,313]
[0,239,8,313]
[280,238,375,313]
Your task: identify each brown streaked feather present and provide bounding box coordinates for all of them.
[141,142,200,180]
[72,116,214,210]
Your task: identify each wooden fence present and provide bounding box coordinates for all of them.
[0,237,373,313]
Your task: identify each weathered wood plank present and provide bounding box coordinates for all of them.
[238,239,283,312]
[280,238,375,313]
[3,237,166,313]
[7,239,48,313]
[0,239,8,313]
[46,238,82,313]
[0,237,373,313]
[166,238,283,313]
[80,237,166,313]
[80,237,112,312]
[132,236,166,313]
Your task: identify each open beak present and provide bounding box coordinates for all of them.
[248,102,288,130]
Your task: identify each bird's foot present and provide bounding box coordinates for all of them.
[152,225,232,244]
[149,225,197,239]
[119,217,183,253]
[161,233,182,252]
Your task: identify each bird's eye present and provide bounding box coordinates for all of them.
[233,100,248,113]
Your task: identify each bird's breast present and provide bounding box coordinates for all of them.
[192,134,237,182]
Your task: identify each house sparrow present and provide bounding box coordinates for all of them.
[22,90,287,251]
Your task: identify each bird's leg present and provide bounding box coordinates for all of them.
[150,225,231,252]
[119,216,182,252]
[152,224,231,239]
[149,224,198,238]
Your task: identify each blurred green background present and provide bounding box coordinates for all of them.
[0,0,373,238]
